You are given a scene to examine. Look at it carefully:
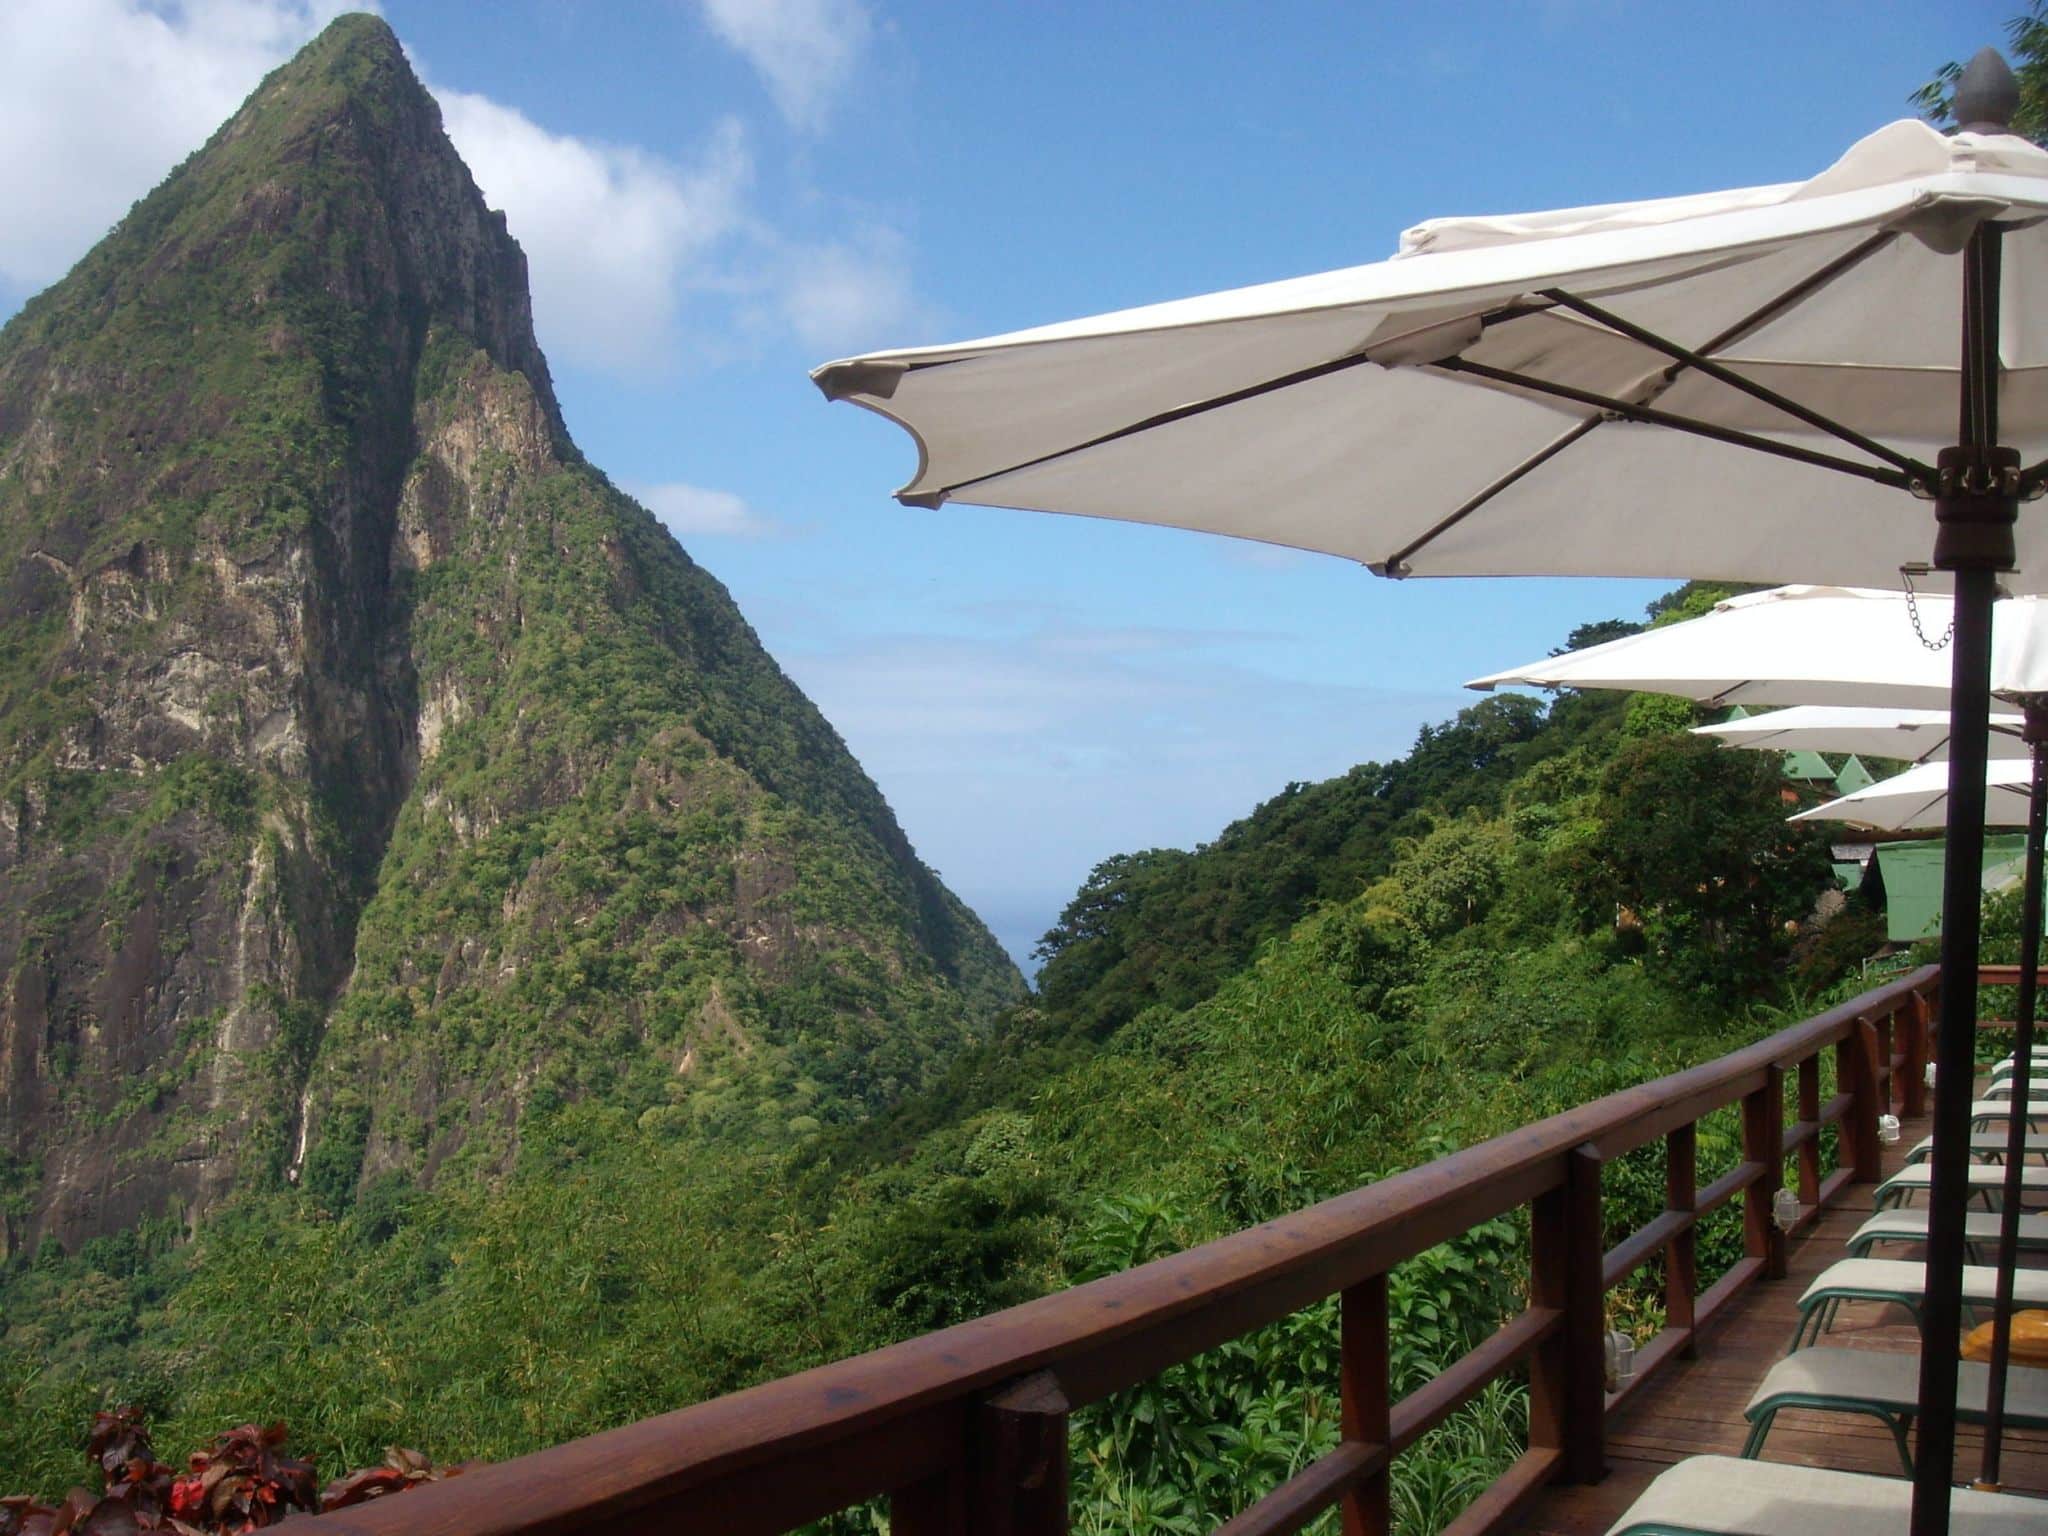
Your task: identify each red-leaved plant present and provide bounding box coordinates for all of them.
[0,1412,474,1536]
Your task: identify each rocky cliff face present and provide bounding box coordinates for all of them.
[0,16,1020,1253]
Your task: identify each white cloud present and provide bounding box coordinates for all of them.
[773,224,921,354]
[0,1,919,382]
[433,93,751,377]
[628,480,778,539]
[0,0,355,289]
[695,0,872,132]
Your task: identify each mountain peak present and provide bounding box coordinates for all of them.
[296,10,407,67]
[10,4,564,461]
[218,10,440,164]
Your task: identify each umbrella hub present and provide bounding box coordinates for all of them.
[1955,47,2021,135]
[1933,444,2021,572]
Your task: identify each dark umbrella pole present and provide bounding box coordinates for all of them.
[1916,559,2002,1526]
[1975,702,2048,1491]
[1913,65,2024,1519]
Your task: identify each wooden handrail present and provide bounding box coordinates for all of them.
[1975,965,2048,986]
[307,964,1945,1536]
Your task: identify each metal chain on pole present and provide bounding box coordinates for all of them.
[1900,569,1958,651]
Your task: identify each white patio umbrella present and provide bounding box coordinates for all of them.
[814,52,2045,1525]
[1694,703,2028,762]
[813,132,2048,589]
[1467,584,2048,706]
[1793,756,2037,830]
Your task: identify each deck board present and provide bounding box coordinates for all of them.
[1508,1096,2048,1535]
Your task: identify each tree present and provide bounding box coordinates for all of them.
[1033,848,1193,1030]
[1552,617,1642,656]
[1368,815,1511,940]
[1561,734,1833,995]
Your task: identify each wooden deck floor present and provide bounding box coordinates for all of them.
[1510,1099,2048,1535]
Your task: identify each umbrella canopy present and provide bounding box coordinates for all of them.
[1467,585,2048,707]
[1794,756,2035,830]
[815,122,2048,589]
[1695,703,2029,761]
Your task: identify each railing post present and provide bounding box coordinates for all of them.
[1665,1122,1698,1359]
[1796,1053,1821,1208]
[972,1371,1069,1536]
[1848,1020,1886,1186]
[1743,1067,1787,1281]
[1340,1274,1391,1536]
[1875,1008,1895,1112]
[1529,1145,1606,1485]
[892,1466,966,1536]
[1905,989,1930,1117]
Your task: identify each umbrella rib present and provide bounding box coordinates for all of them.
[1370,417,1602,576]
[1378,231,1903,575]
[1689,228,1899,357]
[920,350,1381,503]
[927,228,1919,531]
[1434,357,1917,489]
[1537,288,1935,481]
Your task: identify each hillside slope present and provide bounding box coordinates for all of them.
[0,15,1020,1254]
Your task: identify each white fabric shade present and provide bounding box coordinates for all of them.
[1794,757,2035,831]
[1467,585,2048,707]
[815,121,2048,589]
[1696,704,2028,762]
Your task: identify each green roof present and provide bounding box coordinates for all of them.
[1874,835,2031,943]
[1782,748,1835,781]
[1834,754,1876,795]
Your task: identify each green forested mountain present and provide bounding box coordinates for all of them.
[0,14,1018,1258]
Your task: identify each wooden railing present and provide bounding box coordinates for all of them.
[313,966,1948,1536]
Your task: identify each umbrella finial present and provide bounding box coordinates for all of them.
[1954,47,2021,133]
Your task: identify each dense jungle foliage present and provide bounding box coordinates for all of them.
[2,579,1896,1534]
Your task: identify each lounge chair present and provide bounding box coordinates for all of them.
[1742,1348,2048,1472]
[1792,1257,2048,1349]
[1972,1097,2048,1132]
[1905,1130,2048,1162]
[1981,1074,2048,1100]
[1848,1206,2048,1261]
[1873,1161,2048,1209]
[1603,1453,2047,1534]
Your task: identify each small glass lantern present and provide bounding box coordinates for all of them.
[1926,1061,1938,1090]
[1603,1329,1636,1392]
[1773,1187,1800,1231]
[1878,1113,1902,1145]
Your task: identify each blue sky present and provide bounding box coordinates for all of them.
[0,1,2012,971]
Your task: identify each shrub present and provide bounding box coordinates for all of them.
[0,1411,470,1534]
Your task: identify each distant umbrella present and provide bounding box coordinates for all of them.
[1794,756,2035,832]
[1696,704,2029,764]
